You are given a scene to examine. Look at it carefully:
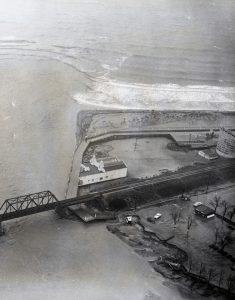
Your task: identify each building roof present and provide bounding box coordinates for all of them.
[199,149,218,158]
[201,148,217,155]
[79,157,127,177]
[194,204,214,216]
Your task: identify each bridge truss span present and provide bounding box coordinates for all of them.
[0,191,59,221]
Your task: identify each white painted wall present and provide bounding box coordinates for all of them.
[78,168,127,186]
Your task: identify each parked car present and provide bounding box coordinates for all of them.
[154,213,162,220]
[125,216,133,224]
[179,195,190,201]
[193,201,203,207]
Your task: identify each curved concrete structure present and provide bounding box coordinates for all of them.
[216,128,235,158]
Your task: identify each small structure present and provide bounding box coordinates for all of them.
[78,155,127,186]
[198,149,219,160]
[126,216,133,224]
[194,204,215,218]
[154,213,162,220]
[68,204,115,223]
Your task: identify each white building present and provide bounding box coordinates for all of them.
[78,156,127,186]
[198,149,218,160]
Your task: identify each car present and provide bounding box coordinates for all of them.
[154,213,162,220]
[179,195,190,201]
[193,201,203,207]
[125,216,133,224]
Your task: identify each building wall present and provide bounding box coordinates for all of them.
[78,168,127,186]
[216,128,235,158]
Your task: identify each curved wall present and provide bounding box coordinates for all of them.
[216,128,235,158]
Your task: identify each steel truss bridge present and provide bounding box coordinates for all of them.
[0,191,101,223]
[0,191,59,222]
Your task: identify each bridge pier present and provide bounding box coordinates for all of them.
[0,222,5,236]
[55,205,68,218]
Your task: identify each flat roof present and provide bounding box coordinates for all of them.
[194,204,214,216]
[199,149,218,157]
[79,159,127,177]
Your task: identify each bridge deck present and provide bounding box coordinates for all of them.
[1,160,235,223]
[0,191,101,222]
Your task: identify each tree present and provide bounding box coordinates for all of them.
[227,274,235,292]
[170,210,178,227]
[218,229,234,252]
[228,206,235,222]
[170,205,182,227]
[208,268,217,284]
[199,263,207,278]
[220,200,231,219]
[186,214,193,238]
[214,227,220,246]
[209,195,221,213]
[218,270,223,287]
[188,259,193,272]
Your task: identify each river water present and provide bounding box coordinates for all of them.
[0,1,234,299]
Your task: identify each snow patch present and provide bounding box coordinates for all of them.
[73,78,235,111]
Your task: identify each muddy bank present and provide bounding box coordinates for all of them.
[107,216,188,279]
[107,216,234,299]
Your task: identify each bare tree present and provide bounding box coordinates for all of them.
[218,229,234,252]
[220,200,231,219]
[228,206,235,222]
[208,268,217,284]
[214,227,220,246]
[177,207,183,223]
[218,270,223,288]
[170,205,181,227]
[186,214,193,238]
[227,274,235,292]
[188,259,193,272]
[199,263,206,278]
[170,210,179,227]
[209,195,221,213]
